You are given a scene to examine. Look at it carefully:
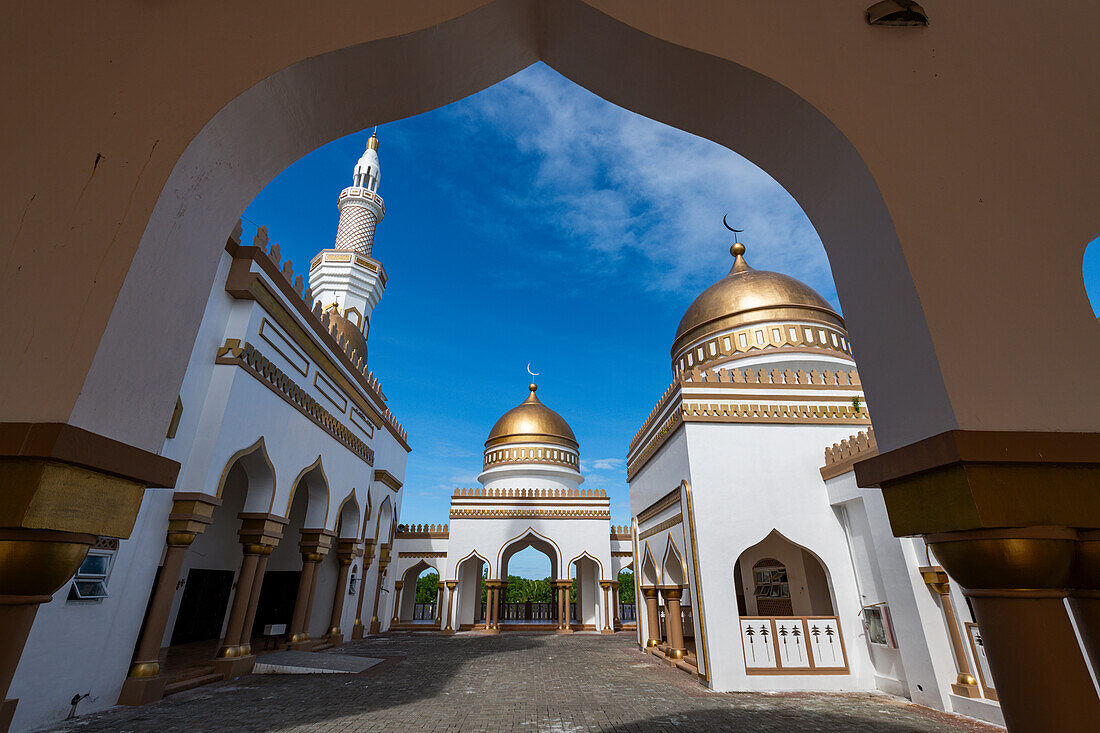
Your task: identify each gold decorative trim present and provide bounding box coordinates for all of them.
[259,318,309,377]
[313,370,349,414]
[626,412,684,481]
[638,513,683,540]
[483,445,579,471]
[215,340,374,466]
[374,469,402,491]
[453,487,608,499]
[450,509,611,519]
[398,551,447,558]
[673,321,853,376]
[611,551,632,557]
[636,486,682,524]
[349,407,376,438]
[683,480,711,684]
[820,428,878,480]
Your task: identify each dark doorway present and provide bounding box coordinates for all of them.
[170,568,234,645]
[251,570,301,638]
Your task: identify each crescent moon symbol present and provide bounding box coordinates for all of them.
[723,214,744,234]
[526,362,540,377]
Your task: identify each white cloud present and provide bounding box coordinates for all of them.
[452,63,838,306]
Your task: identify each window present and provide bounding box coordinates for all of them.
[862,605,897,647]
[752,561,790,600]
[68,549,114,600]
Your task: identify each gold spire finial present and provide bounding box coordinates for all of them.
[730,241,746,257]
[366,127,380,151]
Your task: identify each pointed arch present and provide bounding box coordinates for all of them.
[662,536,687,587]
[373,494,393,543]
[452,549,490,581]
[496,527,562,581]
[281,454,330,527]
[216,435,276,511]
[734,528,836,617]
[640,541,660,587]
[334,488,361,538]
[567,550,604,579]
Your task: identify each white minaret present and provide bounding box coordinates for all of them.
[309,131,388,340]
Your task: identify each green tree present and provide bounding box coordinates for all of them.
[618,569,635,604]
[414,572,439,602]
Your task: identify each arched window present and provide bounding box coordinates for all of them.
[752,558,792,616]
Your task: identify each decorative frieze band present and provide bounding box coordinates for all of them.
[449,509,611,519]
[453,487,608,499]
[638,513,683,540]
[673,322,854,376]
[398,551,447,558]
[611,551,633,557]
[483,446,579,471]
[216,340,375,466]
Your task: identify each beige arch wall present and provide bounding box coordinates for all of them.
[2,0,1099,460]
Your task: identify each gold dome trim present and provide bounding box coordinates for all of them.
[485,384,578,450]
[671,244,844,361]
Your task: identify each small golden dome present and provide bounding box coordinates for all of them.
[485,384,578,449]
[672,243,844,360]
[328,309,368,363]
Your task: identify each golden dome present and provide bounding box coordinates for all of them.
[327,309,368,363]
[671,243,844,359]
[485,384,578,449]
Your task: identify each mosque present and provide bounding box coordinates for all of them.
[4,137,1002,731]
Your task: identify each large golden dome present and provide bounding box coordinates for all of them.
[485,384,578,449]
[671,243,844,360]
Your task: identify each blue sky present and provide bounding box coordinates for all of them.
[244,63,1100,579]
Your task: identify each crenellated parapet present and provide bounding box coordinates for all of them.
[394,523,450,539]
[819,428,879,480]
[452,487,607,498]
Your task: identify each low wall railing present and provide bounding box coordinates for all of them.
[738,615,848,674]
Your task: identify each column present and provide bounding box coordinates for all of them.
[118,492,220,706]
[484,582,498,633]
[288,529,332,649]
[855,430,1100,732]
[612,581,621,629]
[442,581,457,635]
[927,528,1100,731]
[215,547,261,659]
[600,581,614,634]
[237,545,273,656]
[326,539,358,645]
[661,587,687,660]
[390,580,404,625]
[556,582,573,634]
[368,544,390,634]
[919,567,980,698]
[351,541,374,639]
[642,587,661,648]
[435,582,444,625]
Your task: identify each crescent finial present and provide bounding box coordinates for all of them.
[526,362,540,377]
[723,214,744,235]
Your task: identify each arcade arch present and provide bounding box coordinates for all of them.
[733,530,837,619]
[4,4,1099,729]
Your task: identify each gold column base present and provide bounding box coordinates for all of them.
[214,644,242,659]
[600,628,615,635]
[239,642,252,656]
[126,660,160,678]
[667,648,687,660]
[556,628,574,635]
[441,628,455,635]
[117,676,166,707]
[327,632,344,646]
[288,632,309,644]
[646,638,660,647]
[369,618,381,635]
[351,622,365,640]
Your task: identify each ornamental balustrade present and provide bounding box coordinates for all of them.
[619,603,636,621]
[738,616,848,674]
[411,603,436,621]
[657,606,694,639]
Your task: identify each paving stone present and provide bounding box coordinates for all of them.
[45,633,999,732]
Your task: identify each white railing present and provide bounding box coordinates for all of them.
[739,616,848,674]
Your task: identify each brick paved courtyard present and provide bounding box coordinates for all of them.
[48,632,999,732]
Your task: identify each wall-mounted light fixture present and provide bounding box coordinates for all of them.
[867,1,928,26]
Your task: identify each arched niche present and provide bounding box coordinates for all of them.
[498,528,561,581]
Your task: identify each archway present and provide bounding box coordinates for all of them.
[251,459,330,646]
[397,561,441,624]
[497,532,559,627]
[5,4,1099,729]
[155,439,276,674]
[569,553,604,631]
[617,563,636,627]
[453,551,489,631]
